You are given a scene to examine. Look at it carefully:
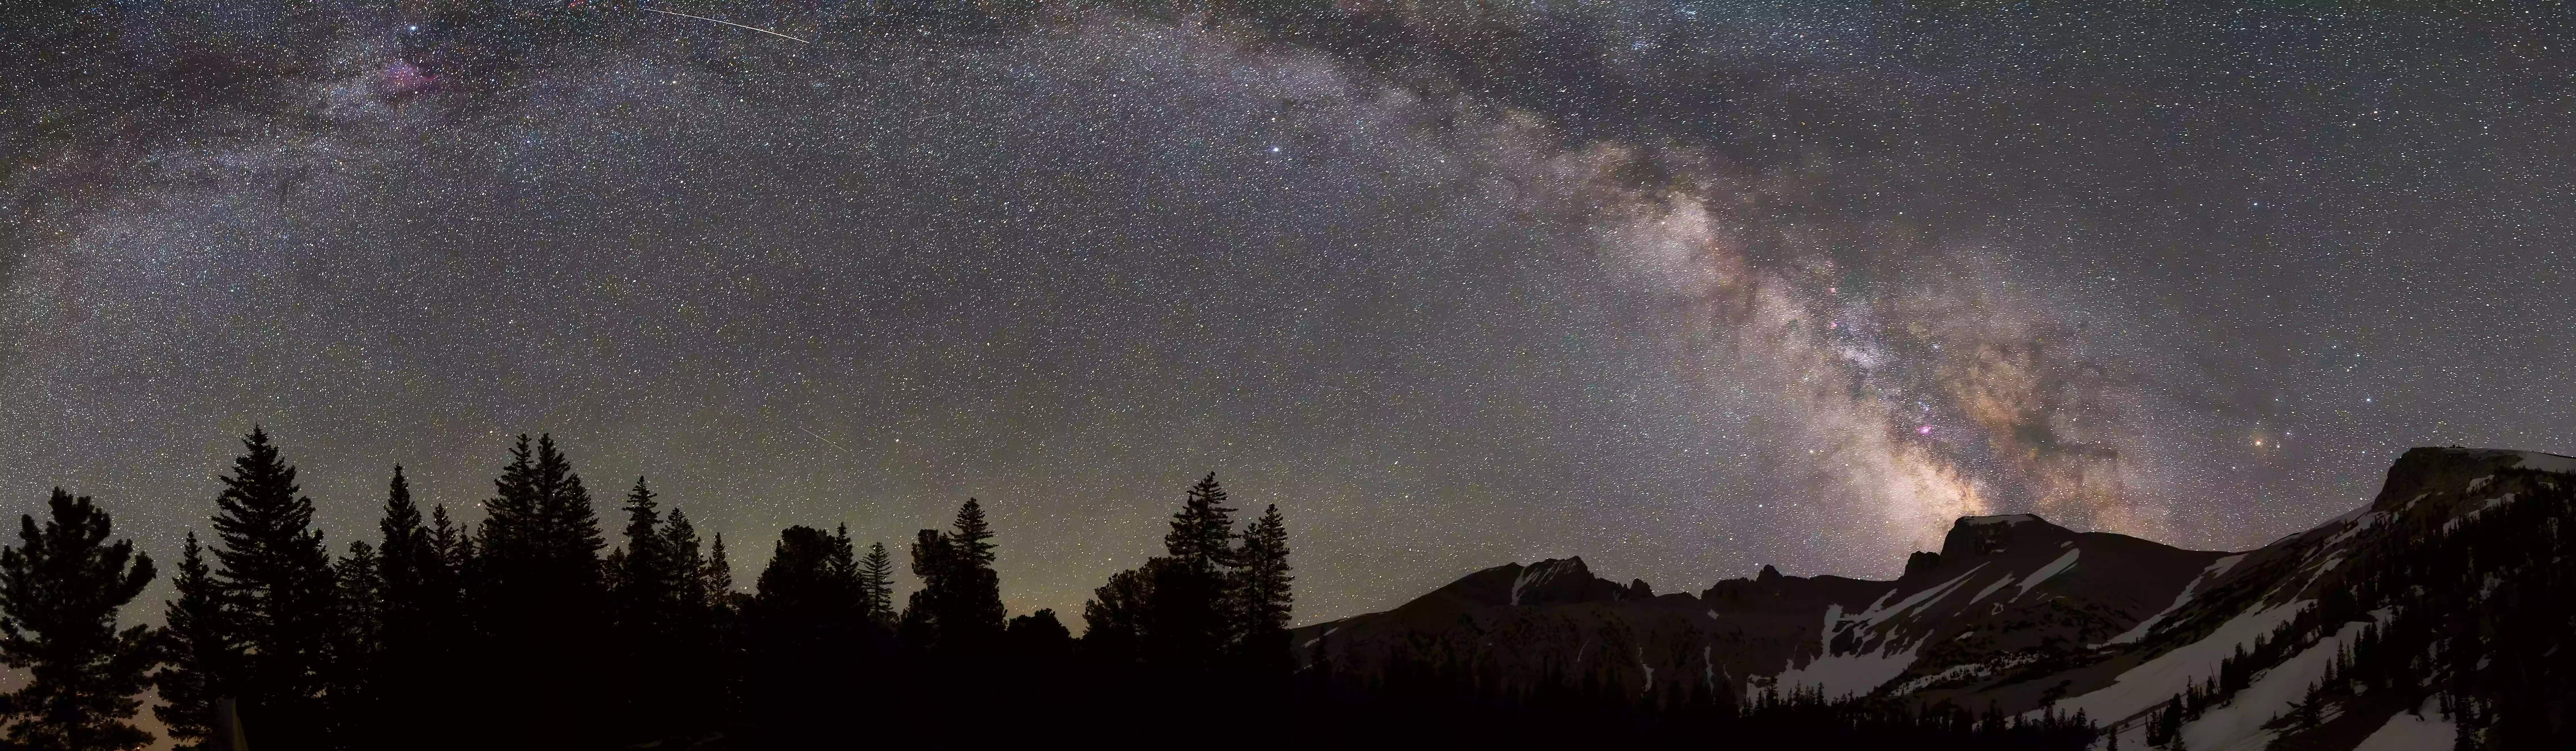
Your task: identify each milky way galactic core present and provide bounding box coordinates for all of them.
[5,3,2570,622]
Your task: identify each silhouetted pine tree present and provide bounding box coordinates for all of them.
[652,507,731,740]
[663,509,706,609]
[608,477,704,744]
[1168,474,1237,572]
[858,541,896,631]
[936,499,1005,649]
[745,525,877,746]
[469,434,610,745]
[153,532,237,750]
[608,478,677,633]
[900,501,1006,651]
[698,529,745,725]
[900,528,948,648]
[208,427,336,749]
[1232,504,1294,676]
[0,489,157,750]
[1148,474,1236,670]
[325,541,384,744]
[370,467,465,749]
[829,524,862,609]
[703,532,735,600]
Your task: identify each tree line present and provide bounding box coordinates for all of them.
[0,428,1299,750]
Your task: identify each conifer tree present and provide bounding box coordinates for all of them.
[901,528,951,647]
[607,478,704,744]
[703,532,735,599]
[942,499,1005,647]
[429,503,468,574]
[1166,473,1237,574]
[857,541,895,631]
[827,525,864,631]
[752,526,862,629]
[208,426,335,748]
[662,509,706,610]
[0,489,157,750]
[1146,474,1236,670]
[369,468,465,748]
[609,477,678,638]
[2152,694,2184,747]
[325,541,384,743]
[1232,504,1294,675]
[698,530,745,725]
[468,434,610,744]
[153,532,236,750]
[744,525,878,745]
[910,500,1005,650]
[653,507,731,740]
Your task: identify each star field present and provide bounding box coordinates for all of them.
[3,1,2571,625]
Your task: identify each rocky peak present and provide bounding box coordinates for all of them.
[1937,513,2078,560]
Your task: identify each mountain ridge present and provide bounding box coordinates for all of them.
[1293,446,2576,750]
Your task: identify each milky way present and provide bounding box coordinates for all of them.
[4,1,2572,623]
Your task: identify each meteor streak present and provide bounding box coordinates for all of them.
[639,7,811,44]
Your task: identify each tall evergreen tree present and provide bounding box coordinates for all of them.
[900,529,950,648]
[939,499,1005,648]
[744,526,876,746]
[662,509,706,613]
[1146,474,1236,670]
[325,541,384,743]
[0,489,157,750]
[653,508,732,740]
[607,477,700,744]
[1166,473,1236,574]
[751,527,863,629]
[608,477,682,638]
[905,500,1005,651]
[828,524,861,618]
[208,426,335,749]
[468,434,610,744]
[1231,504,1294,675]
[702,532,735,601]
[857,542,895,631]
[153,532,236,750]
[370,468,464,750]
[698,530,744,726]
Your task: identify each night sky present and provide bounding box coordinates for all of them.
[5,1,2571,625]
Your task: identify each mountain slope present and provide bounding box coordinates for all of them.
[1293,447,2576,750]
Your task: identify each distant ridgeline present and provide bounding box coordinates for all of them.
[4,438,2570,749]
[1296,447,2576,751]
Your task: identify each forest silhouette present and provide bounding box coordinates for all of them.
[0,428,2097,749]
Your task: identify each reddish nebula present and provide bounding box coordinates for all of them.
[383,60,436,95]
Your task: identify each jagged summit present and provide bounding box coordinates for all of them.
[1294,446,2576,751]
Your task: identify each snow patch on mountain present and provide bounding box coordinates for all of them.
[2511,450,2576,475]
[1850,564,1985,633]
[2014,549,2080,600]
[2354,694,2453,751]
[2100,554,2245,647]
[2044,600,2311,724]
[1970,574,2015,604]
[1509,560,1577,606]
[1771,645,1920,700]
[2179,619,2374,751]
